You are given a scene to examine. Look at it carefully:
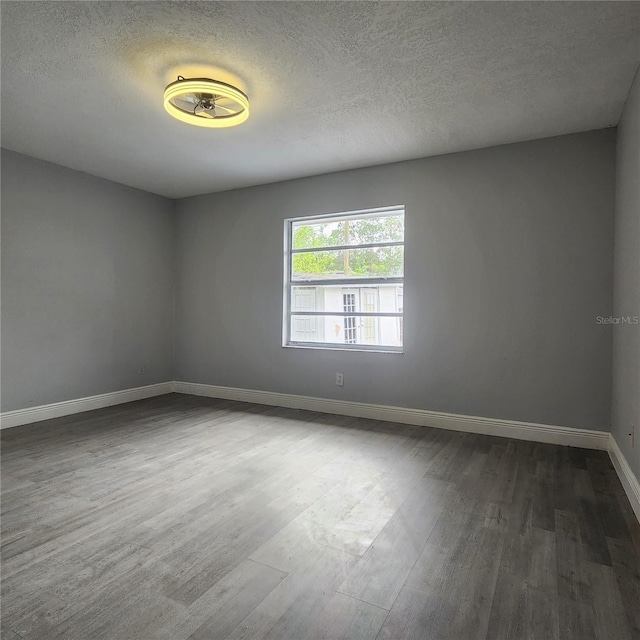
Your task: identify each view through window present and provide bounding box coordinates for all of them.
[285,206,405,351]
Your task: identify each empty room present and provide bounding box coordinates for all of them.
[1,2,639,639]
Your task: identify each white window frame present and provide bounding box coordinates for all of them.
[283,205,405,353]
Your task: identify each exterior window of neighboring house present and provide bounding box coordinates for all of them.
[342,292,357,344]
[284,205,405,351]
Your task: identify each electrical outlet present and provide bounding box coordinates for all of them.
[138,366,145,376]
[335,372,344,387]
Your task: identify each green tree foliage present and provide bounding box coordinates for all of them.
[292,215,404,278]
[291,225,341,276]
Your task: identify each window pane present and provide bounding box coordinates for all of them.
[286,206,404,352]
[291,284,402,315]
[292,246,404,280]
[290,315,402,348]
[292,213,404,249]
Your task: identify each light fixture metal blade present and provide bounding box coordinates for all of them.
[213,103,236,114]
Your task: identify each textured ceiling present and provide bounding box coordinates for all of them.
[2,1,639,199]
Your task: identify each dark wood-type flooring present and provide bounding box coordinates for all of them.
[2,393,639,640]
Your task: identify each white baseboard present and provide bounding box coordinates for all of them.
[177,381,640,523]
[608,437,640,523]
[0,382,173,429]
[2,379,636,524]
[173,381,610,451]
[2,380,611,450]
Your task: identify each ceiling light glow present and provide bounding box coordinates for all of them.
[164,76,249,128]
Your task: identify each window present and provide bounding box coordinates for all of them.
[284,206,405,351]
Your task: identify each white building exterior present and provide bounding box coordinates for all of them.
[291,284,403,347]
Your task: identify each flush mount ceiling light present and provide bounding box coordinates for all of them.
[163,76,249,128]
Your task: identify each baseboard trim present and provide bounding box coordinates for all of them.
[0,382,174,429]
[173,381,610,451]
[2,379,635,523]
[608,437,640,523]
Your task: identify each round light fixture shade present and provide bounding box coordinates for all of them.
[164,77,249,128]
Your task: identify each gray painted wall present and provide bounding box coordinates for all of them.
[1,150,175,412]
[613,67,640,479]
[174,130,615,430]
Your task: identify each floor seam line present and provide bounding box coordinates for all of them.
[335,589,392,611]
[245,556,290,575]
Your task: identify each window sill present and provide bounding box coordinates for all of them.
[282,344,404,354]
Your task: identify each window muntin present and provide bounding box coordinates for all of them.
[285,206,405,352]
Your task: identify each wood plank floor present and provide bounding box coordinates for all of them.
[2,393,639,640]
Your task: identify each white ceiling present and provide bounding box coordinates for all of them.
[2,1,639,199]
